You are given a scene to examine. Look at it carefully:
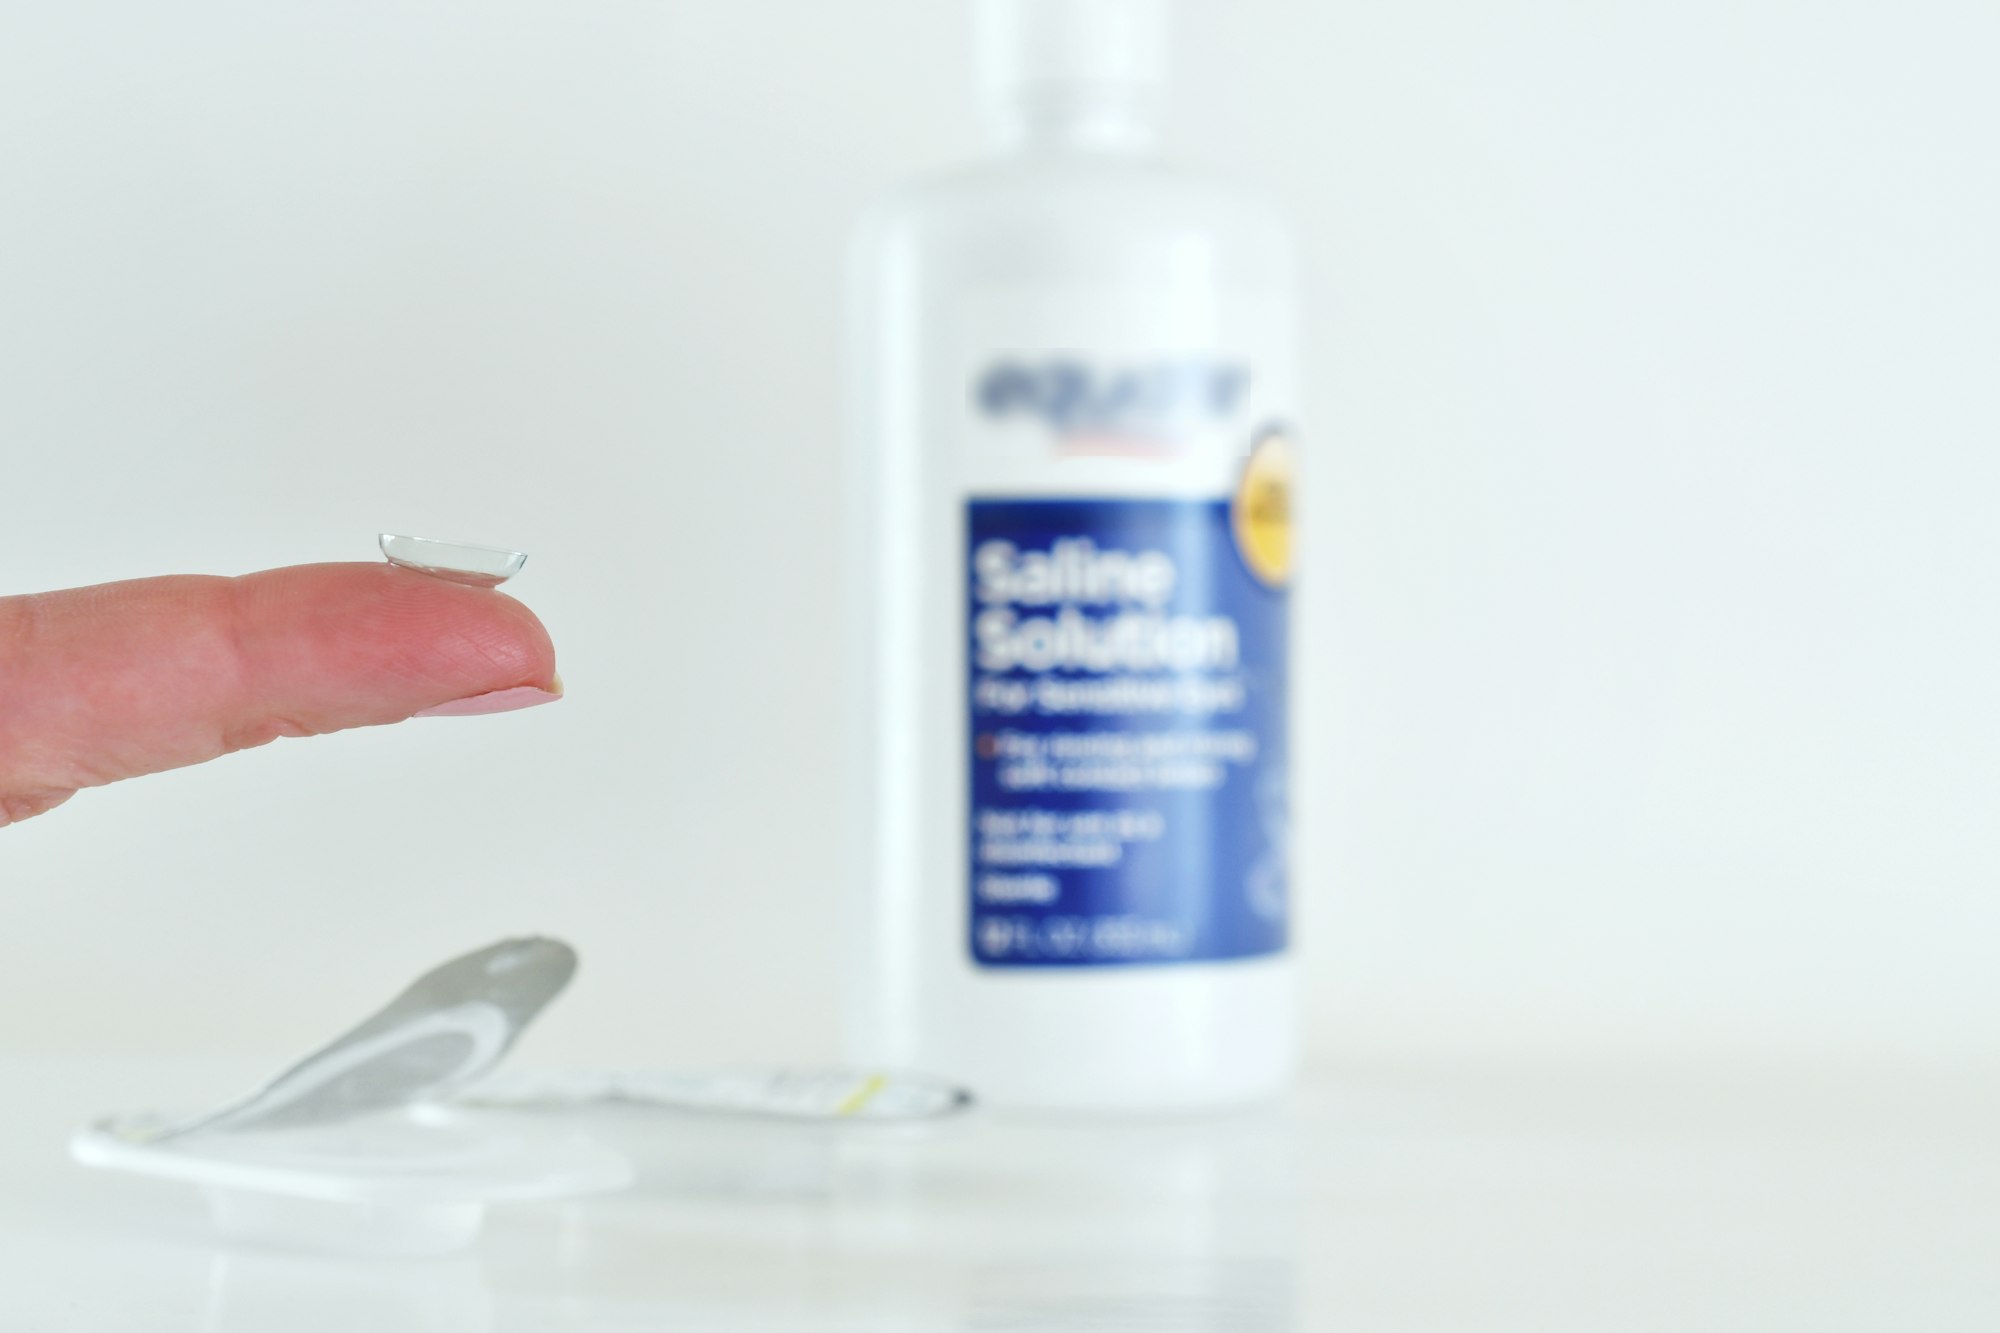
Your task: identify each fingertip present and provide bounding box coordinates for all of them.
[233,563,561,726]
[475,584,560,691]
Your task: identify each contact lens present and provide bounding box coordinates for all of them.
[379,534,527,587]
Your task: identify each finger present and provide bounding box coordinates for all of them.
[0,563,559,826]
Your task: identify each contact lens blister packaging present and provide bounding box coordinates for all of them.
[71,937,975,1255]
[70,938,631,1257]
[72,1106,633,1258]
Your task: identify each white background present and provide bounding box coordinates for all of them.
[0,0,1993,1073]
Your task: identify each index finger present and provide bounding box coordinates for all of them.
[0,563,560,826]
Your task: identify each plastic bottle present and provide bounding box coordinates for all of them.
[846,0,1299,1111]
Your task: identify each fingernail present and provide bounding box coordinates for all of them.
[414,683,562,719]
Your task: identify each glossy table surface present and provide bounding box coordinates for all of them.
[3,1053,1994,1331]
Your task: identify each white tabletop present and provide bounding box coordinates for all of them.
[3,1053,1994,1331]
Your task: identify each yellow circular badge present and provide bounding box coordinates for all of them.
[1233,426,1295,588]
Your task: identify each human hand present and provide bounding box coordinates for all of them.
[0,563,559,827]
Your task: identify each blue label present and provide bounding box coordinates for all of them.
[967,498,1288,968]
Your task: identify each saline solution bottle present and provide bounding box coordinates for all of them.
[846,0,1300,1111]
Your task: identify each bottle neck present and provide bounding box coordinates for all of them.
[982,84,1163,155]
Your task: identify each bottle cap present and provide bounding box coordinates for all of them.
[973,0,1169,97]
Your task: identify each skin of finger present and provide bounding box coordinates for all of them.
[0,563,556,800]
[0,789,75,829]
